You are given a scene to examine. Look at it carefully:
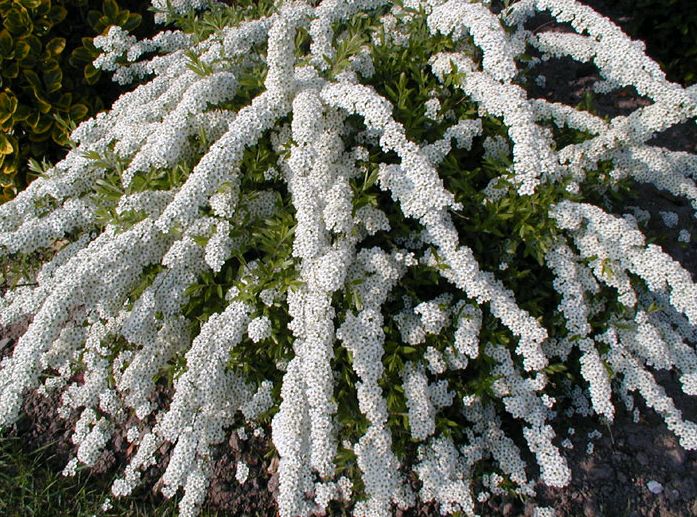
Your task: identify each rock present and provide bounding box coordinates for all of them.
[677,479,696,500]
[647,480,664,494]
[502,502,515,516]
[228,431,240,452]
[583,501,598,517]
[636,452,649,466]
[589,463,614,481]
[627,432,649,449]
[665,447,686,470]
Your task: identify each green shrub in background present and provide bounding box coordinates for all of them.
[0,0,145,202]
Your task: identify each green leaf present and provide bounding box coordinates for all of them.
[12,103,31,122]
[14,39,30,60]
[103,0,120,21]
[55,92,72,111]
[69,46,94,67]
[45,37,66,57]
[50,125,69,146]
[42,62,62,93]
[32,114,52,134]
[18,0,42,9]
[123,12,142,31]
[86,9,102,30]
[0,92,16,123]
[97,15,110,30]
[4,8,31,36]
[115,10,130,27]
[83,63,100,85]
[0,30,13,56]
[0,133,12,155]
[25,109,39,128]
[47,5,67,24]
[1,60,18,78]
[22,68,42,92]
[34,95,51,114]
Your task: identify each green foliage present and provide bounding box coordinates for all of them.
[156,0,275,42]
[0,0,149,202]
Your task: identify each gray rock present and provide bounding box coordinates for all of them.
[589,463,614,481]
[583,501,599,517]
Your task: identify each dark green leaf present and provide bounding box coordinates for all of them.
[103,0,119,21]
[83,63,100,84]
[0,30,13,56]
[69,103,89,121]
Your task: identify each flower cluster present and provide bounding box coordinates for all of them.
[0,0,696,516]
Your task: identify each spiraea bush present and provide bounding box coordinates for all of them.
[1,0,697,515]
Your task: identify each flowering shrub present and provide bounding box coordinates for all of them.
[1,0,697,516]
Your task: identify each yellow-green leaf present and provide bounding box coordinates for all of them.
[18,0,42,9]
[3,159,18,175]
[51,125,69,146]
[69,103,88,120]
[26,109,39,127]
[34,94,51,114]
[45,37,65,56]
[0,133,12,154]
[0,91,16,120]
[4,8,31,36]
[86,10,102,31]
[14,40,30,60]
[32,114,52,134]
[116,10,129,27]
[69,45,94,66]
[83,63,100,84]
[55,92,72,111]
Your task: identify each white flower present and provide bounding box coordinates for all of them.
[247,316,272,343]
[235,461,250,484]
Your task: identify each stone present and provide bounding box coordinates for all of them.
[589,463,614,481]
[583,501,598,517]
[647,480,663,495]
[636,452,649,466]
